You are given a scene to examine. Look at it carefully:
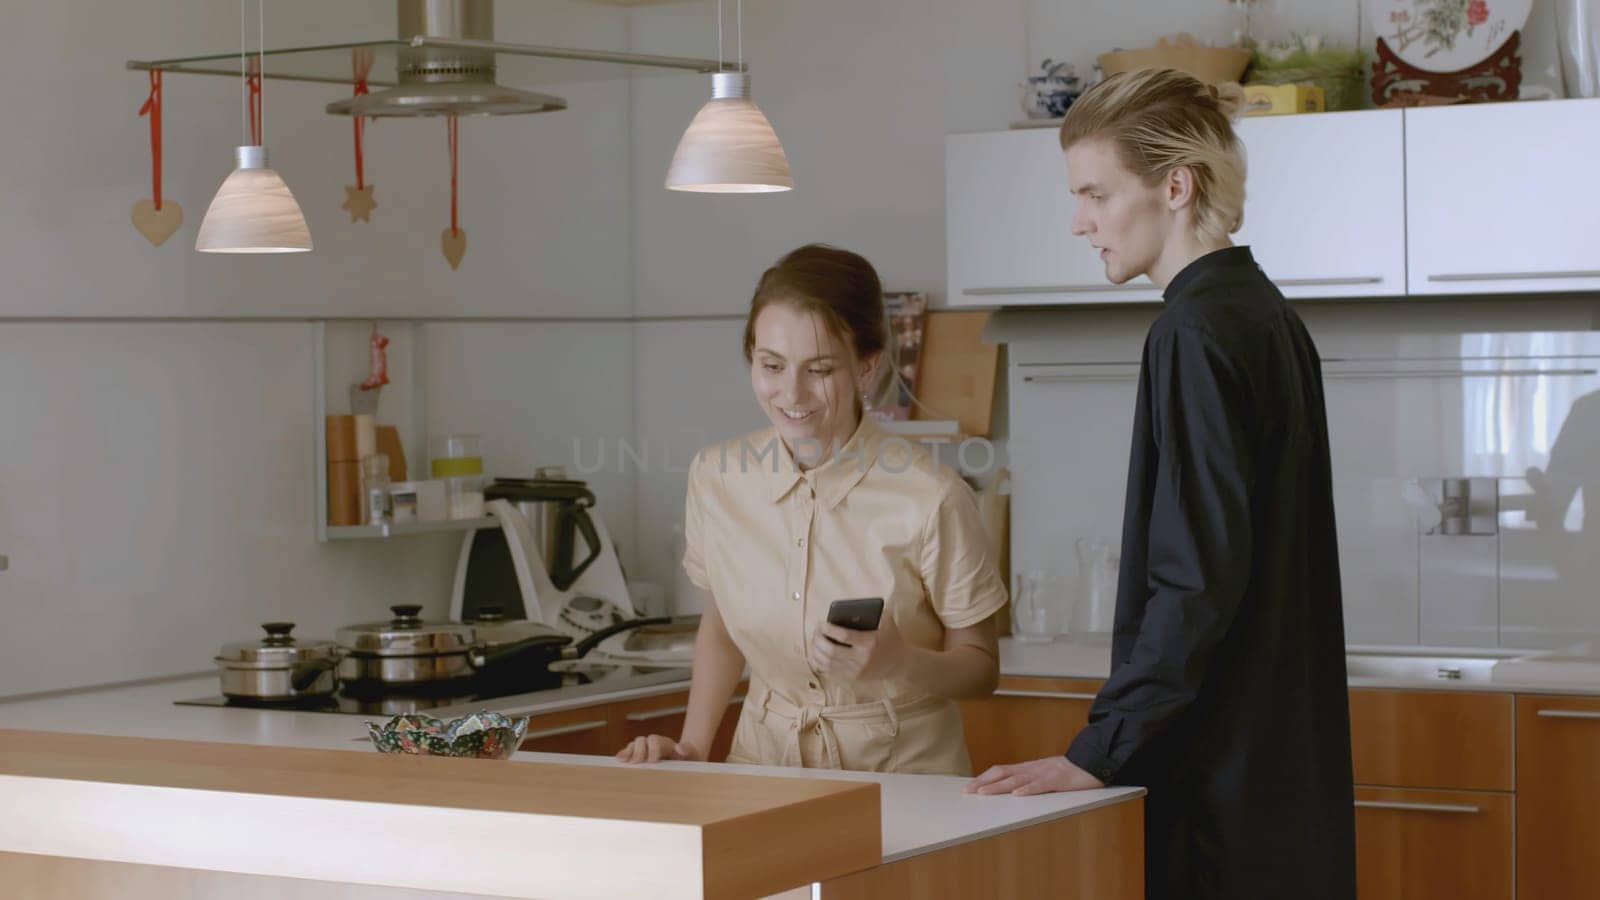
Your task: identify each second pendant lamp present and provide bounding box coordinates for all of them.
[196,0,311,253]
[665,0,792,193]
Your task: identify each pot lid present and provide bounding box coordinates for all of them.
[217,623,340,667]
[337,605,476,656]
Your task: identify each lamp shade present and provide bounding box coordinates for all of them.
[195,146,313,253]
[665,72,793,193]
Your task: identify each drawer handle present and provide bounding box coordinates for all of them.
[963,283,1155,297]
[525,719,607,741]
[1429,270,1600,283]
[993,689,1099,701]
[1536,709,1600,721]
[625,695,746,723]
[1023,373,1138,384]
[1354,800,1480,815]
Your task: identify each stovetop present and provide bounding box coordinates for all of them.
[176,662,680,716]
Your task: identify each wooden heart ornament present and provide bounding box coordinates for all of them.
[131,199,183,247]
[440,227,467,270]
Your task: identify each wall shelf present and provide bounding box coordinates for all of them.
[326,515,498,541]
[312,321,432,543]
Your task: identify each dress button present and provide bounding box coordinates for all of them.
[796,537,806,548]
[791,591,801,601]
[808,680,819,690]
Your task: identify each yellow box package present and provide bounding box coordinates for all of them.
[1241,83,1326,116]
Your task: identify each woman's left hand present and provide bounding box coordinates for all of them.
[808,611,907,681]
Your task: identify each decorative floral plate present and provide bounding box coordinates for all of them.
[1365,0,1531,73]
[367,710,530,760]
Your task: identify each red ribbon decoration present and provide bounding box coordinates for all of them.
[137,70,164,210]
[352,49,373,189]
[246,57,262,146]
[447,114,459,236]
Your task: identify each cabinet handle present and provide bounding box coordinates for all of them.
[525,719,608,741]
[1354,800,1481,815]
[1275,276,1385,287]
[1536,709,1600,721]
[1322,367,1596,380]
[625,695,747,723]
[963,283,1155,297]
[993,689,1099,701]
[1428,270,1600,283]
[965,276,1382,298]
[0,554,7,572]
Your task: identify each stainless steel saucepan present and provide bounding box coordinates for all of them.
[214,623,341,702]
[333,604,676,689]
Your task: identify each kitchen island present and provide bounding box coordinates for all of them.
[0,675,1145,900]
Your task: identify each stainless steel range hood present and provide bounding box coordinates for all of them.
[326,1,565,118]
[127,0,737,118]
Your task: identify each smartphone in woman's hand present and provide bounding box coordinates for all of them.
[825,597,885,644]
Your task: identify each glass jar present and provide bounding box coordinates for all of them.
[361,453,391,525]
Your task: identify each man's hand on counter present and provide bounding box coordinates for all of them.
[616,734,705,765]
[965,755,1106,796]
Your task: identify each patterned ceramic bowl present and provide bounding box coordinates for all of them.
[367,710,530,760]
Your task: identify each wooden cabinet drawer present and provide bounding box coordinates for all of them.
[608,687,746,763]
[959,677,1102,775]
[1516,694,1600,900]
[1354,786,1512,900]
[1348,689,1512,791]
[518,706,613,756]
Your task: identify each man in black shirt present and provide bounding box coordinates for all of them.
[967,68,1356,900]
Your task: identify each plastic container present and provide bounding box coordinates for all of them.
[445,477,486,519]
[415,480,448,522]
[431,435,486,521]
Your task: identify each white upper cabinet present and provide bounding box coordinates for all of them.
[947,110,1406,306]
[945,129,1163,307]
[1405,98,1600,296]
[1234,109,1406,299]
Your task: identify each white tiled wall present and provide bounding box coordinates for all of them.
[0,320,640,697]
[630,318,767,613]
[996,299,1600,650]
[0,323,460,696]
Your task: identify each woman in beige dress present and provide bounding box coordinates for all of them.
[616,244,1007,775]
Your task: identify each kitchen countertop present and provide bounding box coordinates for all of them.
[0,669,696,752]
[0,672,1144,871]
[0,728,884,900]
[999,637,1600,696]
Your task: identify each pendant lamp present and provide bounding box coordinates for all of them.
[665,0,792,193]
[196,0,311,252]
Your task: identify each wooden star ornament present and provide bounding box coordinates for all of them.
[342,184,377,223]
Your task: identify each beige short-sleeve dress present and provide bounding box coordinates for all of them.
[682,416,1008,776]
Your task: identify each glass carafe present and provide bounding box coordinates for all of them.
[1012,570,1069,643]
